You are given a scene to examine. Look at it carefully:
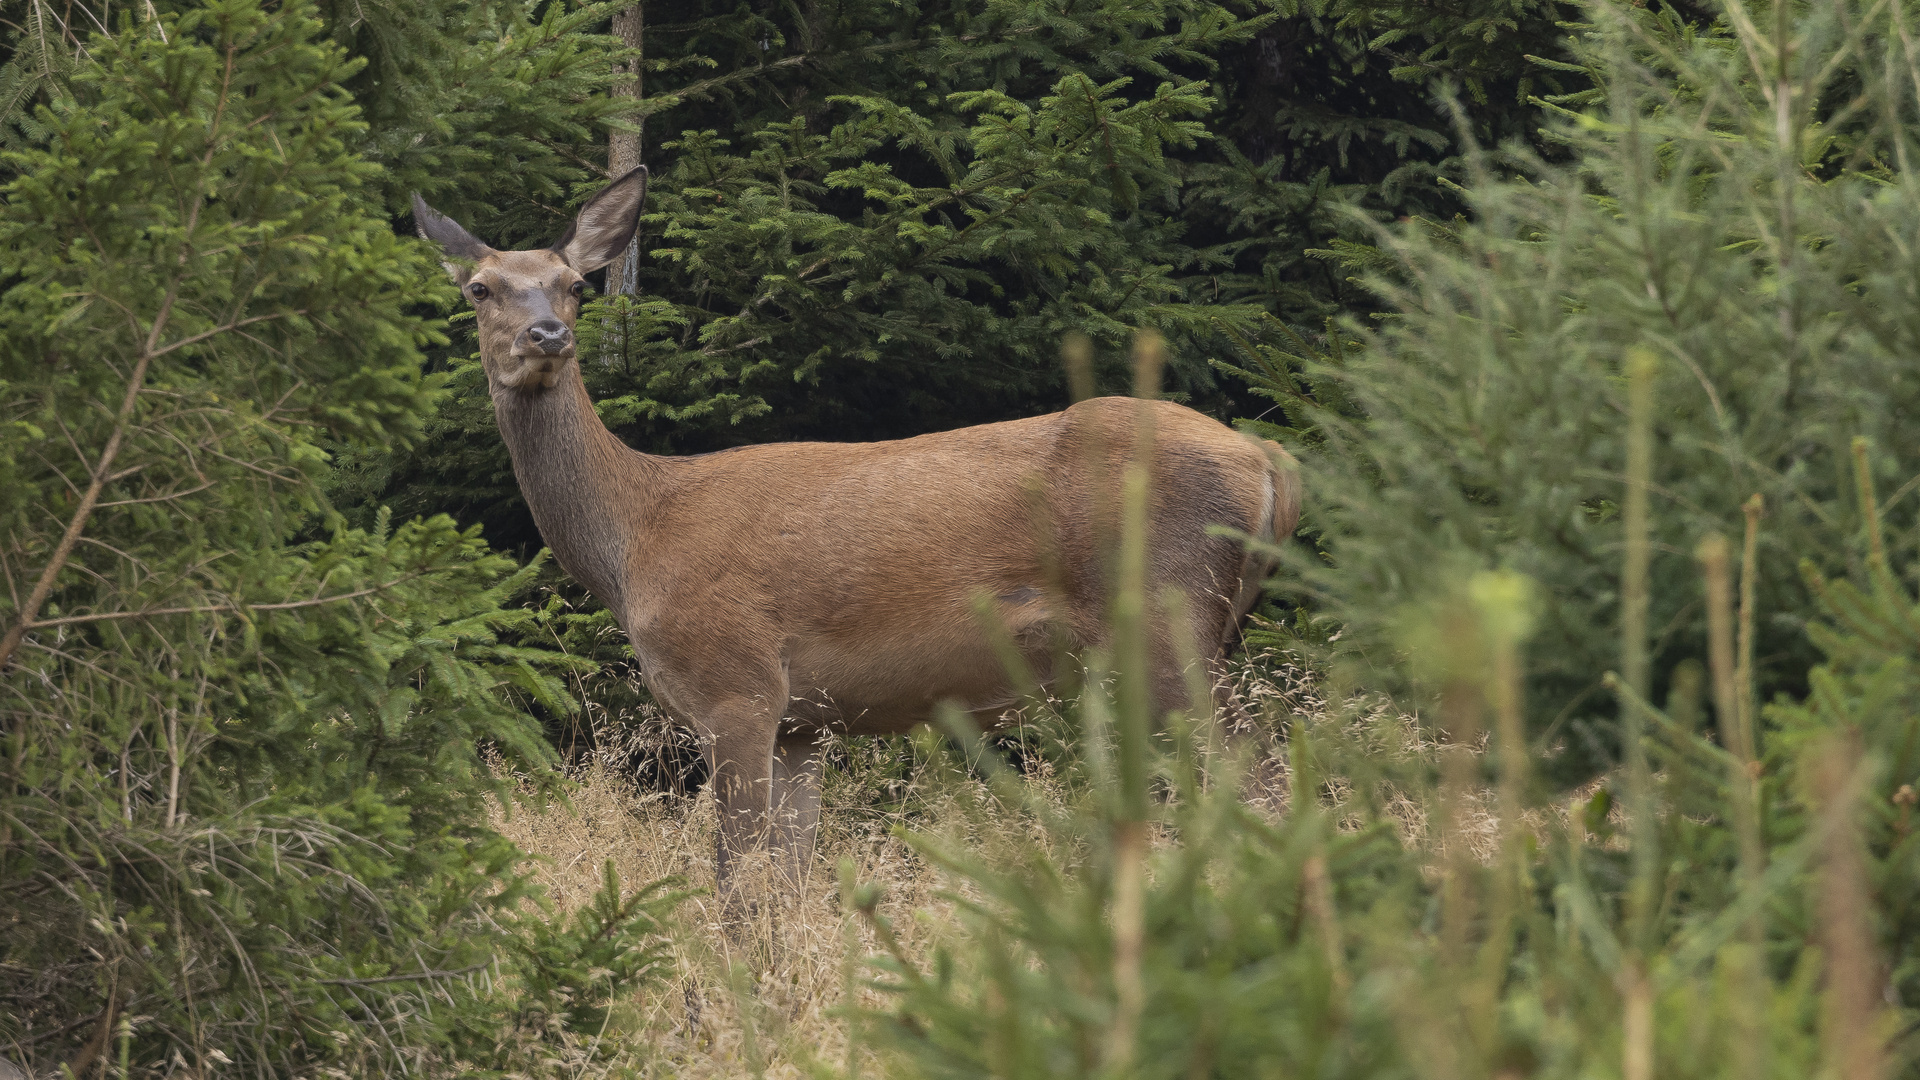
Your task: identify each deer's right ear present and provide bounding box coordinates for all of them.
[553,167,648,273]
[412,193,493,286]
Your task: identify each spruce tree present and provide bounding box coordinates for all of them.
[0,4,672,1074]
[1291,0,1920,774]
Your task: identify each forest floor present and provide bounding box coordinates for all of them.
[488,659,1540,1077]
[492,744,970,1077]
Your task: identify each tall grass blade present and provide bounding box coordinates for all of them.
[1103,329,1166,1075]
[1618,346,1660,1080]
[1808,735,1886,1080]
[1620,345,1658,703]
[1737,494,1765,762]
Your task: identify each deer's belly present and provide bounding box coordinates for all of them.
[783,630,1032,735]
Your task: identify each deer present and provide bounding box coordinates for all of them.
[413,167,1301,896]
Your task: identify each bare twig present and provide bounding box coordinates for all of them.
[316,963,490,987]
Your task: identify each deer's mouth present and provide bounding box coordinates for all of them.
[500,350,570,390]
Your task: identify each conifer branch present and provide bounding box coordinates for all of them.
[0,346,158,671]
[17,572,435,631]
[0,50,236,672]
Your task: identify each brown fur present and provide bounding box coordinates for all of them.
[414,169,1303,892]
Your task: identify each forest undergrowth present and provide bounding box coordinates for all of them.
[488,653,1527,1078]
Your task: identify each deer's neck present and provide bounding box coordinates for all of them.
[490,367,658,612]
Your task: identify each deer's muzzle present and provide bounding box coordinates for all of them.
[503,321,574,390]
[526,319,572,354]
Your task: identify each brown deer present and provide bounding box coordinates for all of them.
[413,167,1300,892]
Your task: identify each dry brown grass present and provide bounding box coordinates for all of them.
[489,732,1003,1078]
[484,656,1581,1076]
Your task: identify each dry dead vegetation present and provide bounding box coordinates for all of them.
[486,657,1543,1078]
[490,721,1087,1078]
[492,737,1020,1077]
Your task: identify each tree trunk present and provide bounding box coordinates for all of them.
[606,2,644,297]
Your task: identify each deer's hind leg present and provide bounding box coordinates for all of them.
[1142,519,1258,718]
[1204,532,1289,805]
[1144,539,1289,803]
[771,731,823,888]
[1143,590,1252,726]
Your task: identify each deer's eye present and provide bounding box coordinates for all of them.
[569,280,586,299]
[468,282,490,301]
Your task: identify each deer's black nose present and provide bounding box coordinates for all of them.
[527,320,572,354]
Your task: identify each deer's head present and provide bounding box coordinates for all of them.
[412,168,648,392]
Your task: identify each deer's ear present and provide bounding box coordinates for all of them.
[412,193,493,285]
[553,167,648,273]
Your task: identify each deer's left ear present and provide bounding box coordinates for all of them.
[553,167,648,273]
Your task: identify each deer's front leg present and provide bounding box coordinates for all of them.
[697,688,785,901]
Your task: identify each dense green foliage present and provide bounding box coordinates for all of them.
[0,5,673,1074]
[1288,0,1920,771]
[319,0,1584,552]
[853,524,1915,1078]
[836,4,1920,1076]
